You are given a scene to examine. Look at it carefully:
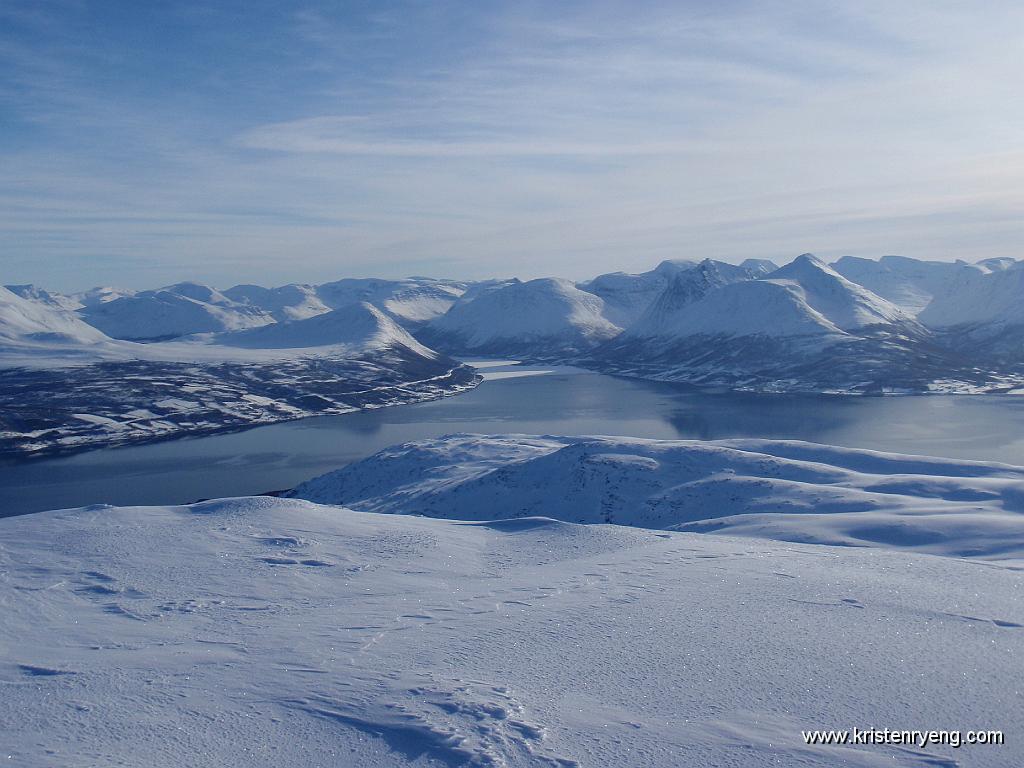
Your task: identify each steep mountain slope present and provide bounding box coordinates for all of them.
[768,254,914,330]
[420,277,621,357]
[223,283,331,322]
[294,433,1024,561]
[920,261,1024,328]
[215,301,435,356]
[739,258,779,276]
[578,259,696,327]
[0,285,108,346]
[591,255,950,393]
[79,282,274,341]
[4,284,81,312]
[919,262,1024,362]
[619,259,760,338]
[832,254,982,316]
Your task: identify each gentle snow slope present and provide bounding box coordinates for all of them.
[294,434,1024,562]
[2,497,1021,767]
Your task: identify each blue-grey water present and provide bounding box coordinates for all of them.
[3,368,1024,516]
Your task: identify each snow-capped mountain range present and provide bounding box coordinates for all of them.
[0,283,479,458]
[4,251,1024,404]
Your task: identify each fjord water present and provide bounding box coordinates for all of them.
[3,366,1024,516]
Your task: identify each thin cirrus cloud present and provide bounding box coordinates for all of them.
[0,1,1022,291]
[237,117,717,158]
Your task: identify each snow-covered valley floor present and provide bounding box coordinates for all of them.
[3,437,1024,766]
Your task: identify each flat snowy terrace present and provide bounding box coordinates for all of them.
[1,497,1020,767]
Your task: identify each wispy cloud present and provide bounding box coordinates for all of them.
[1,1,1022,290]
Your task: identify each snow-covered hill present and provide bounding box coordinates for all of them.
[214,301,435,356]
[3,450,1022,766]
[79,282,274,341]
[618,259,760,338]
[316,277,467,327]
[420,277,622,357]
[72,286,136,307]
[294,433,1024,561]
[919,261,1024,329]
[223,283,331,322]
[832,255,981,316]
[3,284,81,312]
[0,285,108,347]
[613,255,917,343]
[916,262,1024,362]
[578,259,696,327]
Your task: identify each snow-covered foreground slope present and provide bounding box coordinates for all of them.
[2,495,1021,767]
[294,434,1024,562]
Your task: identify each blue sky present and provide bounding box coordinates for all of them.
[1,1,1022,291]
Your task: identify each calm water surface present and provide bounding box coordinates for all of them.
[3,367,1024,516]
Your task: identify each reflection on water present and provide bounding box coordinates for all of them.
[3,370,1024,516]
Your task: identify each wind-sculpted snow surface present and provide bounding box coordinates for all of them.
[293,434,1024,562]
[1,494,1021,766]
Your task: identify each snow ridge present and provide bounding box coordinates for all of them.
[293,433,1024,562]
